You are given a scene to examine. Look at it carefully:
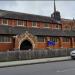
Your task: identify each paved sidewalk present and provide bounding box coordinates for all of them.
[0,56,71,68]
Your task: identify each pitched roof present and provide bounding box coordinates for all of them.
[61,18,73,22]
[0,9,59,23]
[0,25,75,37]
[0,25,12,35]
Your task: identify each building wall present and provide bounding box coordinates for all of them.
[0,43,13,51]
[62,21,71,30]
[0,18,62,30]
[0,18,75,51]
[8,19,17,27]
[36,42,47,49]
[0,36,75,51]
[35,37,75,49]
[0,37,15,52]
[0,18,75,30]
[27,21,32,28]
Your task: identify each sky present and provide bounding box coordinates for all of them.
[0,1,75,19]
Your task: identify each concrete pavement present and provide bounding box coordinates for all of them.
[0,56,71,68]
[0,59,75,75]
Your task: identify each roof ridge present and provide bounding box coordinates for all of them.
[0,9,51,18]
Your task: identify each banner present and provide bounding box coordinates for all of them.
[48,41,55,46]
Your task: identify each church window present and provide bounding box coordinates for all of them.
[2,19,8,25]
[50,37,58,42]
[17,20,24,26]
[37,36,44,42]
[63,37,70,42]
[32,22,37,27]
[0,36,12,43]
[44,23,49,28]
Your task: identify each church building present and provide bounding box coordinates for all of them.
[0,1,75,51]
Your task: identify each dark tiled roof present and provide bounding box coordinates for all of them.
[0,25,13,35]
[0,25,75,37]
[61,18,73,22]
[0,9,59,23]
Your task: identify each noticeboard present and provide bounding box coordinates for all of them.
[48,41,55,46]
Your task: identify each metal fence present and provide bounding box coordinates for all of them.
[0,48,74,62]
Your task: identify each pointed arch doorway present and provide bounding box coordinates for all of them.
[20,40,33,50]
[15,31,37,50]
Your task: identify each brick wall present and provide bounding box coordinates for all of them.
[0,18,75,30]
[8,19,17,27]
[0,18,61,29]
[0,43,13,51]
[0,37,75,51]
[36,42,47,49]
[62,21,72,30]
[0,18,75,51]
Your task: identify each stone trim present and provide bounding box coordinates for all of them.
[15,31,37,50]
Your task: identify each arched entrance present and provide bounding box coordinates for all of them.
[20,40,33,50]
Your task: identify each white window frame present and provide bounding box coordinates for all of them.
[2,19,8,25]
[0,36,12,43]
[17,20,24,26]
[32,22,37,27]
[63,37,70,43]
[53,25,61,30]
[37,36,45,43]
[44,23,49,28]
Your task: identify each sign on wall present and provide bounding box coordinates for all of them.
[48,41,55,46]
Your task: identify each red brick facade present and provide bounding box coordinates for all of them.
[0,10,75,51]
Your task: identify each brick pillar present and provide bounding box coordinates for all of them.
[46,37,49,48]
[70,37,73,48]
[59,37,63,48]
[14,36,19,50]
[72,37,74,48]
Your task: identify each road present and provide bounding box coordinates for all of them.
[0,60,75,75]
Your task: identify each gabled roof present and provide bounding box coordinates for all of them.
[0,9,59,23]
[0,25,75,37]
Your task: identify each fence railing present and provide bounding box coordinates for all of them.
[0,48,74,62]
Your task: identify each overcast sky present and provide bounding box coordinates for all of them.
[0,1,75,19]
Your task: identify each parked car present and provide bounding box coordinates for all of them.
[70,50,75,59]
